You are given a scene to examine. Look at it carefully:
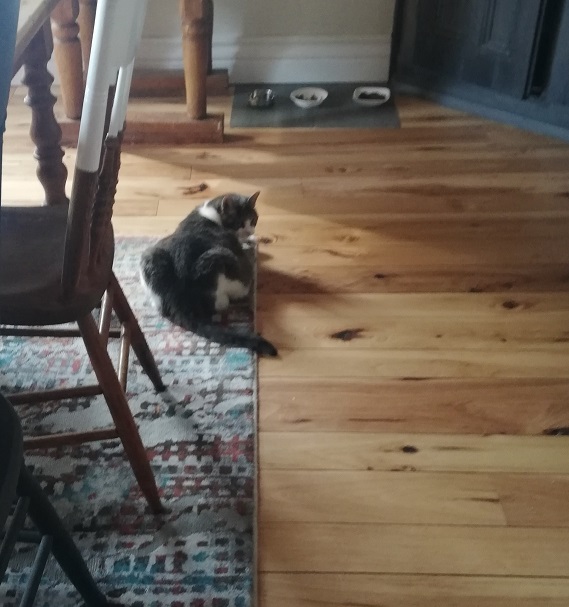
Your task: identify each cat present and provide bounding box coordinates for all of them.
[139,191,278,357]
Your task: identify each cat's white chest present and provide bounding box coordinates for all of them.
[214,274,249,311]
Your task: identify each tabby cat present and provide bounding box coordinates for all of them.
[139,192,277,356]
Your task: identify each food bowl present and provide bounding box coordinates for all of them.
[290,87,328,108]
[353,86,391,107]
[248,88,275,108]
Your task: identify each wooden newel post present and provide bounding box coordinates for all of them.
[51,0,84,119]
[179,0,211,120]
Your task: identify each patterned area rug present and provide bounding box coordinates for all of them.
[0,237,257,607]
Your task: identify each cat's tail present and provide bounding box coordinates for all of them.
[168,310,278,357]
[140,246,277,356]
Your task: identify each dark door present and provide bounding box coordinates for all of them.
[546,2,569,106]
[398,0,545,98]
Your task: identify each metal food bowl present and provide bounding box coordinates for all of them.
[248,88,275,108]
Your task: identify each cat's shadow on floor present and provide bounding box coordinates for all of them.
[255,251,340,350]
[256,250,332,295]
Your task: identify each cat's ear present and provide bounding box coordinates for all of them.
[248,191,261,208]
[220,195,231,214]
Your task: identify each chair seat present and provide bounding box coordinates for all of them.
[0,205,114,325]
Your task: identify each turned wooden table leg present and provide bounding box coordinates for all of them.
[78,0,97,74]
[22,23,68,206]
[179,0,211,120]
[51,0,84,119]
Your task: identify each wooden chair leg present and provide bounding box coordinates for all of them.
[17,465,108,607]
[110,273,166,393]
[98,283,114,343]
[77,314,163,514]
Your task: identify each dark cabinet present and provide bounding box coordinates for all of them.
[394,0,569,137]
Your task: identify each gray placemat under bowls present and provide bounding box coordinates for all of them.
[230,82,400,129]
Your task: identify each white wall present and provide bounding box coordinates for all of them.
[139,0,396,83]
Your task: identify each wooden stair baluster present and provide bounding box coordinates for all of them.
[78,0,97,75]
[51,0,84,119]
[206,0,213,75]
[179,0,211,120]
[21,23,68,207]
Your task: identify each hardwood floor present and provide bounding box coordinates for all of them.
[4,90,569,605]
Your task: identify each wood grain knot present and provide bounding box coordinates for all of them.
[502,300,520,309]
[401,445,419,454]
[543,427,569,436]
[330,328,364,341]
[182,183,208,195]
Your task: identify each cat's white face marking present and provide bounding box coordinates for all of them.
[237,219,255,243]
[198,200,222,225]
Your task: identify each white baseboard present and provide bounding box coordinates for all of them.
[137,34,392,83]
[11,34,391,88]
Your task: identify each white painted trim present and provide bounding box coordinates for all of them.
[137,34,392,83]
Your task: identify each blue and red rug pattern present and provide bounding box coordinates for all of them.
[0,237,256,607]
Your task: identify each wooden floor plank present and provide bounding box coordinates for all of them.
[254,215,569,248]
[258,292,569,318]
[258,263,569,294]
[260,522,569,576]
[260,470,507,525]
[257,241,569,267]
[257,292,569,352]
[181,155,569,181]
[260,573,569,607]
[259,348,569,379]
[494,474,569,528]
[259,378,569,435]
[260,432,569,473]
[260,312,569,351]
[300,171,569,197]
[261,470,569,528]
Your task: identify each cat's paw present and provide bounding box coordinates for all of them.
[240,234,257,250]
[239,230,257,251]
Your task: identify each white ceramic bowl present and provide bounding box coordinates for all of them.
[353,86,391,107]
[290,87,328,108]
